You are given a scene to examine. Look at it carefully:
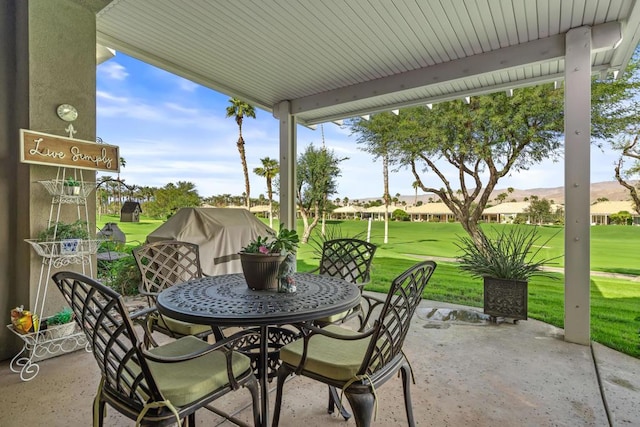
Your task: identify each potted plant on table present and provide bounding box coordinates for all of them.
[455,226,559,323]
[239,224,299,291]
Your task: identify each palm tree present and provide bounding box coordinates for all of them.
[412,180,419,205]
[253,157,279,228]
[226,98,256,208]
[117,156,126,211]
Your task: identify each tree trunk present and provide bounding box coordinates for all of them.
[383,154,390,244]
[615,157,640,214]
[300,210,320,243]
[236,130,251,208]
[267,178,273,228]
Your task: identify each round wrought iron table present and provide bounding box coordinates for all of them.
[156,272,360,427]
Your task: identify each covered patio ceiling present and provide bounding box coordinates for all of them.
[96,0,640,126]
[93,0,640,346]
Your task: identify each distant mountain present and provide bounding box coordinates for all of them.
[355,181,637,206]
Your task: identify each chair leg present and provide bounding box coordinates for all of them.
[400,364,416,427]
[328,385,352,420]
[344,392,375,427]
[187,412,196,426]
[245,376,261,427]
[93,391,105,427]
[271,366,292,427]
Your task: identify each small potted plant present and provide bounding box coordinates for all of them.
[239,224,299,291]
[455,226,559,322]
[37,220,90,255]
[63,176,81,196]
[44,307,76,339]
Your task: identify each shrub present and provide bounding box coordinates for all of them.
[392,209,410,221]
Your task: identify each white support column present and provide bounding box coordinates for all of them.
[564,27,591,345]
[275,101,297,230]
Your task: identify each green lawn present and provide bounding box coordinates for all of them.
[98,215,640,358]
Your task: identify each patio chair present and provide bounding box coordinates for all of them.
[51,271,260,427]
[313,238,377,419]
[314,238,377,326]
[133,240,213,343]
[272,260,437,427]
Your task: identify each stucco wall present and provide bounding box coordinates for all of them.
[0,0,98,360]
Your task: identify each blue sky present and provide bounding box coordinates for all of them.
[96,53,620,201]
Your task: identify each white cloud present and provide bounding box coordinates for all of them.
[96,90,129,103]
[177,78,199,92]
[98,62,128,80]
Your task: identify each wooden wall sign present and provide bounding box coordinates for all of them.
[20,129,120,173]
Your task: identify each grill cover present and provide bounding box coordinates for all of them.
[146,208,273,276]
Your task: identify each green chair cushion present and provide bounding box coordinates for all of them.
[155,314,211,336]
[315,310,349,324]
[147,335,252,406]
[280,325,371,381]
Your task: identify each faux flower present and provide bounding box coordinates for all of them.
[240,224,299,255]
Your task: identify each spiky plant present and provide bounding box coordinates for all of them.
[455,226,560,281]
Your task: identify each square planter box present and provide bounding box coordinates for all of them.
[483,277,528,321]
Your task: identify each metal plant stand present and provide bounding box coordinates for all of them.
[8,170,97,381]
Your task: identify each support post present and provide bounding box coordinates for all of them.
[564,27,592,345]
[275,101,297,230]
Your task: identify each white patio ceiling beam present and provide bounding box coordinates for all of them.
[290,34,566,116]
[288,22,621,124]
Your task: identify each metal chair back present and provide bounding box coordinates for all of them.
[133,240,202,298]
[52,271,163,409]
[359,260,436,375]
[319,238,377,286]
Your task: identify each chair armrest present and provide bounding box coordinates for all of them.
[140,327,260,363]
[297,321,375,341]
[357,293,387,331]
[138,289,159,298]
[129,305,157,321]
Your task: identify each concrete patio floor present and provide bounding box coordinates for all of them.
[1,298,638,426]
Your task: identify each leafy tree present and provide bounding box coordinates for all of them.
[253,157,279,228]
[226,98,256,208]
[353,85,564,245]
[523,197,553,225]
[392,209,410,221]
[296,144,346,243]
[352,71,639,246]
[144,181,200,219]
[604,55,640,211]
[495,192,508,204]
[610,211,632,225]
[614,132,640,214]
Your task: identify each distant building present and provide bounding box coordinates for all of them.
[120,201,142,222]
[482,202,533,223]
[590,201,639,225]
[405,202,454,222]
[364,205,405,221]
[331,205,363,220]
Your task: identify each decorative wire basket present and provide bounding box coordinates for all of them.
[25,239,102,258]
[38,180,94,198]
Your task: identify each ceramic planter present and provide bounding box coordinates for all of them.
[239,253,286,291]
[483,277,528,322]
